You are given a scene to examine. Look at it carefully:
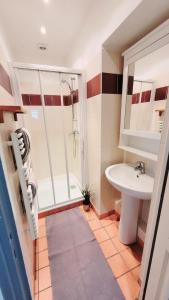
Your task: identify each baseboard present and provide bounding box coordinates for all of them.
[91,204,120,221]
[137,236,144,249]
[38,200,83,218]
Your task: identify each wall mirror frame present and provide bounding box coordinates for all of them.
[119,19,169,161]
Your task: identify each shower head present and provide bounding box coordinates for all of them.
[61,77,76,93]
[61,79,72,92]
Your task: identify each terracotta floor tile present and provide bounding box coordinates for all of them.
[89,219,102,231]
[112,236,128,252]
[94,228,109,243]
[38,218,46,227]
[100,239,117,258]
[37,237,48,253]
[110,214,120,221]
[39,266,51,292]
[120,249,140,270]
[100,217,114,227]
[117,271,140,300]
[131,265,141,282]
[104,223,118,238]
[39,287,53,300]
[38,249,49,270]
[107,254,129,278]
[39,226,46,238]
[83,209,97,221]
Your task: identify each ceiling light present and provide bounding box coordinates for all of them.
[43,0,49,3]
[40,26,46,35]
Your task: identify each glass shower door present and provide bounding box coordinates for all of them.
[15,67,83,211]
[16,69,55,210]
[39,71,70,206]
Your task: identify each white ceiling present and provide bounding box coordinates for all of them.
[0,0,141,67]
[1,0,168,69]
[0,0,94,66]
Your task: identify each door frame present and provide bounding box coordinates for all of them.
[0,159,32,300]
[139,79,169,298]
[9,62,88,211]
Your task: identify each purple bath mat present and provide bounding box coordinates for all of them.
[46,208,125,300]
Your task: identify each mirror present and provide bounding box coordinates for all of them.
[125,43,169,133]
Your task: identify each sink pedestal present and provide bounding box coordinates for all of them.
[119,193,140,245]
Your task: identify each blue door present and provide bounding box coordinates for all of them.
[0,159,32,300]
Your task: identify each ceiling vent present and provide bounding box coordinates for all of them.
[37,43,48,51]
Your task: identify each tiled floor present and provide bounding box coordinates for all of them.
[35,206,142,300]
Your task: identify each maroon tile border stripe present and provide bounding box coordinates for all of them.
[127,76,134,95]
[155,86,168,101]
[87,74,101,98]
[22,90,79,106]
[132,93,140,104]
[22,94,42,106]
[132,86,168,104]
[0,64,13,95]
[44,95,61,106]
[102,73,123,94]
[141,90,151,103]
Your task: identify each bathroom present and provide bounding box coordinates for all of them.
[0,1,169,300]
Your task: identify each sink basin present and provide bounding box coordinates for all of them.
[105,163,154,244]
[105,163,154,200]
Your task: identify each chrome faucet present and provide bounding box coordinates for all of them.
[134,161,145,174]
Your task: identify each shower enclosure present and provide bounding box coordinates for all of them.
[11,64,86,211]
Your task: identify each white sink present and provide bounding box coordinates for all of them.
[105,163,154,244]
[105,163,154,200]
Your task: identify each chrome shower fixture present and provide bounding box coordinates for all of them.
[61,77,76,93]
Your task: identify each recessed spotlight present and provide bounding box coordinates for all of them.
[40,26,46,35]
[43,0,49,3]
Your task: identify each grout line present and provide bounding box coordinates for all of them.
[38,285,52,294]
[116,264,141,280]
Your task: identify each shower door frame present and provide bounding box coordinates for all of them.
[10,62,88,211]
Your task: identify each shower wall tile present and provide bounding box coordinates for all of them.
[44,95,61,106]
[22,94,42,106]
[141,90,151,103]
[22,91,79,106]
[132,93,140,104]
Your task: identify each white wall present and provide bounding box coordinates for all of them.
[86,48,124,215]
[0,31,14,105]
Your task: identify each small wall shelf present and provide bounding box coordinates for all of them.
[155,108,165,116]
[0,106,25,123]
[122,129,161,140]
[119,145,158,161]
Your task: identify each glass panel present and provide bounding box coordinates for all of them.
[125,42,169,132]
[17,69,54,210]
[61,74,82,200]
[39,71,70,205]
